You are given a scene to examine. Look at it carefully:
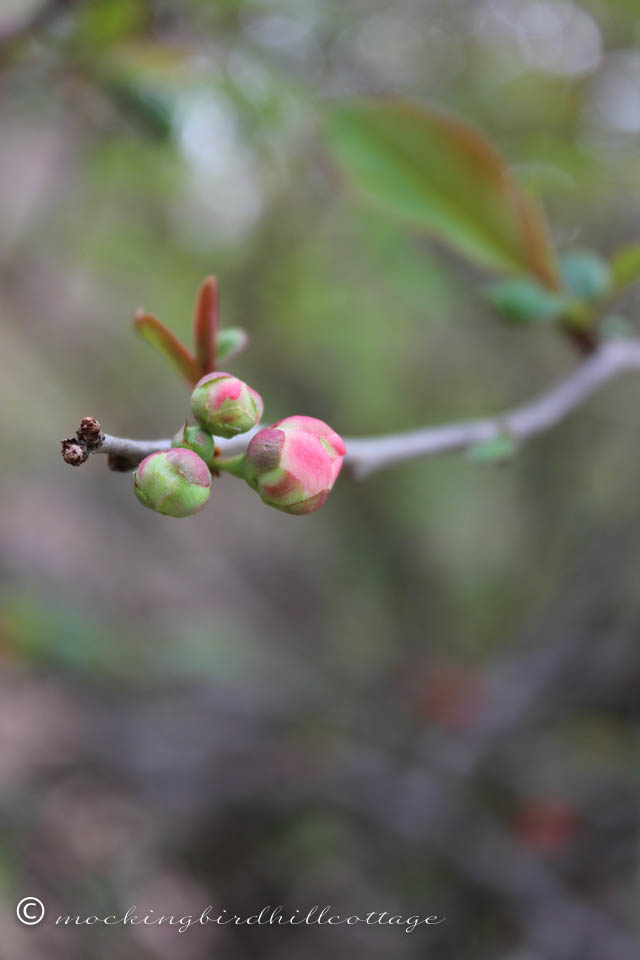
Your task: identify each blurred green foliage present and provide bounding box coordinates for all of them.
[329,99,559,282]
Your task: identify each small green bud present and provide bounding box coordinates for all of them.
[489,278,571,325]
[599,313,636,341]
[467,433,517,464]
[217,327,249,363]
[190,372,263,439]
[133,449,211,518]
[171,420,215,463]
[560,250,610,301]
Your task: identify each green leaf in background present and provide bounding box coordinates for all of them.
[328,99,560,287]
[217,327,249,363]
[100,72,174,140]
[559,250,610,301]
[610,243,640,291]
[134,311,201,385]
[92,42,196,142]
[489,277,572,325]
[72,0,148,50]
[467,433,518,464]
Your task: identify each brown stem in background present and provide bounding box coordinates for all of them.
[563,323,598,355]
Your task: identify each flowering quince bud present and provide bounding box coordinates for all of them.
[171,420,214,463]
[190,372,263,439]
[244,415,345,515]
[133,449,211,518]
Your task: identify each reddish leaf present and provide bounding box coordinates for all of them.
[193,276,219,377]
[134,310,200,386]
[329,99,561,288]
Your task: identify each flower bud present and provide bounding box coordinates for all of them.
[190,372,263,439]
[171,420,214,463]
[133,449,211,518]
[245,415,345,515]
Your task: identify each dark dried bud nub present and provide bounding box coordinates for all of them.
[77,416,103,449]
[61,438,89,466]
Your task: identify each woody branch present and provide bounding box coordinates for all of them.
[61,338,640,477]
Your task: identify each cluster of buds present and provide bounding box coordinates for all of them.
[62,277,346,521]
[134,371,345,519]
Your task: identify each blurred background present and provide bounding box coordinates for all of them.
[2,0,640,957]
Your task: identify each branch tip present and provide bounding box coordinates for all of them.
[61,438,89,466]
[77,416,103,449]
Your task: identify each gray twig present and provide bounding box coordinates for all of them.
[62,339,640,475]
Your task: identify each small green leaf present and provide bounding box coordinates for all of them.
[134,311,201,385]
[72,0,146,49]
[467,433,517,464]
[216,327,249,363]
[610,243,640,291]
[328,99,560,286]
[559,250,610,301]
[599,314,636,341]
[489,278,572,325]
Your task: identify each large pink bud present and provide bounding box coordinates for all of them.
[190,371,263,439]
[245,416,345,515]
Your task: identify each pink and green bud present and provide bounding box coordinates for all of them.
[171,420,215,463]
[245,415,345,515]
[190,371,263,439]
[133,448,211,518]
